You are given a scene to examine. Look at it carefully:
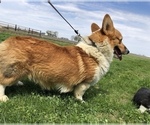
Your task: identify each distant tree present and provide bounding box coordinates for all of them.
[71,35,81,42]
[71,35,75,41]
[46,30,58,37]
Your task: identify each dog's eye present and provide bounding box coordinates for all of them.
[118,38,122,44]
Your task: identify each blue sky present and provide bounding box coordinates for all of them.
[0,0,150,57]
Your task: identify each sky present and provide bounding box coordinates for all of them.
[0,0,150,57]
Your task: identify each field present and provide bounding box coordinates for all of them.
[0,32,150,123]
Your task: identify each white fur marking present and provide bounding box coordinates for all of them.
[139,105,147,113]
[77,37,113,85]
[56,84,73,93]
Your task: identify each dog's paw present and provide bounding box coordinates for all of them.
[81,100,85,103]
[16,81,24,86]
[0,95,9,102]
[75,98,85,103]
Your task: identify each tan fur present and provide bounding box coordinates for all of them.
[0,14,129,102]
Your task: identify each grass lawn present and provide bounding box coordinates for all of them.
[0,32,13,42]
[0,32,150,123]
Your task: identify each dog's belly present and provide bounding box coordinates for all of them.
[54,84,74,93]
[27,66,84,93]
[28,74,74,93]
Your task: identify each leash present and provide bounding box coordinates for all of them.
[47,0,97,47]
[47,0,85,42]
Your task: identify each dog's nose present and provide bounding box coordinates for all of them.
[125,46,129,54]
[127,49,130,54]
[126,49,130,54]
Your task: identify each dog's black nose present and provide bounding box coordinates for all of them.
[124,46,129,54]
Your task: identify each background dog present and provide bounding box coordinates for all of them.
[0,14,129,102]
[133,87,150,113]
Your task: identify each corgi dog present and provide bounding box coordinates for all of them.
[0,14,129,102]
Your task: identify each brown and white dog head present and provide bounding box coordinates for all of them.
[89,14,129,60]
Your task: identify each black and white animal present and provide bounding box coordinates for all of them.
[132,87,150,113]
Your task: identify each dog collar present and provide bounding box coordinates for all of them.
[88,38,97,48]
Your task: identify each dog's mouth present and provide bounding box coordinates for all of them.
[114,46,122,60]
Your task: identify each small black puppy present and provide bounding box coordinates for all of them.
[132,87,150,113]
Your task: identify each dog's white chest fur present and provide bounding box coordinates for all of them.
[76,38,113,85]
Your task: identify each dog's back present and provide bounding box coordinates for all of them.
[0,36,98,91]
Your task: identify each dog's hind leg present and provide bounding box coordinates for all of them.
[0,84,8,102]
[0,76,19,102]
[0,62,28,102]
[74,83,90,102]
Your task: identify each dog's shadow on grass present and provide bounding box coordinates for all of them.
[83,86,109,101]
[5,80,108,101]
[6,81,43,97]
[5,80,74,100]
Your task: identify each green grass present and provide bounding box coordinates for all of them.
[0,32,150,123]
[0,32,13,42]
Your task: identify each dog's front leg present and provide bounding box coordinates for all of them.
[0,85,9,102]
[74,83,90,103]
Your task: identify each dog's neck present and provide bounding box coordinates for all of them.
[80,37,96,47]
[94,38,114,63]
[77,36,113,64]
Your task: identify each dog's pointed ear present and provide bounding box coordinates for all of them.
[91,23,100,32]
[102,14,115,35]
